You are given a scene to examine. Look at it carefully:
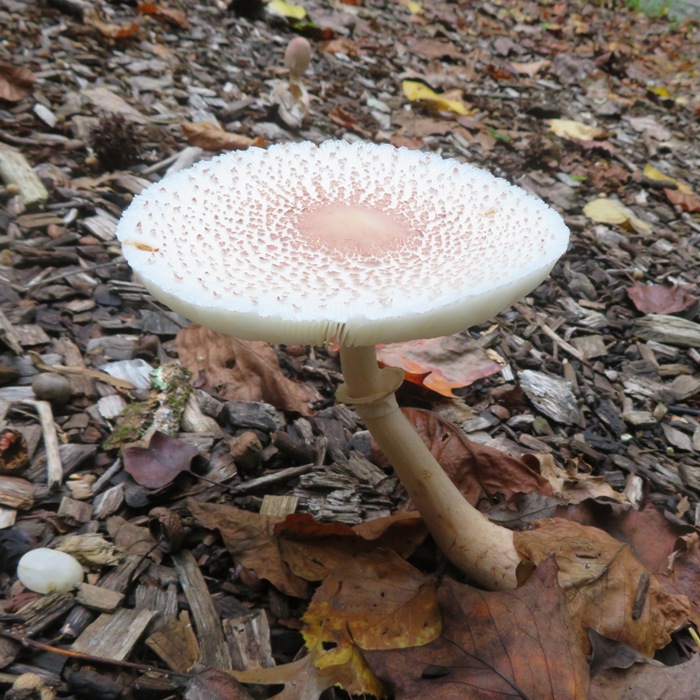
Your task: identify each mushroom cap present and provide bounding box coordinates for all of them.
[116,140,569,346]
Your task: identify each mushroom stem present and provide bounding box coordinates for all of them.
[338,344,521,591]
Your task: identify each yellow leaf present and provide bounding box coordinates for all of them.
[643,163,693,195]
[402,79,468,116]
[407,0,423,12]
[583,197,652,235]
[548,118,606,141]
[267,0,306,19]
[647,85,670,98]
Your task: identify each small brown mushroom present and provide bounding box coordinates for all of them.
[116,141,569,590]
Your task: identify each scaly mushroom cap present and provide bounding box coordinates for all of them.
[117,141,569,346]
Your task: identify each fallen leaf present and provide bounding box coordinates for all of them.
[187,499,311,598]
[401,80,469,116]
[515,518,691,656]
[583,197,652,234]
[267,0,307,19]
[664,187,700,213]
[176,325,311,414]
[627,284,698,314]
[643,163,693,194]
[122,431,199,489]
[83,9,140,39]
[509,59,551,76]
[276,511,428,582]
[524,453,629,504]
[364,558,589,699]
[137,2,190,29]
[0,62,35,102]
[377,336,502,397]
[588,629,649,677]
[181,121,264,151]
[548,118,606,141]
[395,408,552,509]
[185,668,255,699]
[589,653,700,699]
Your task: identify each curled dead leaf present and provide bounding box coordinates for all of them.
[181,121,264,151]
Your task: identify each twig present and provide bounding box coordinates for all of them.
[0,629,191,679]
[536,318,587,364]
[28,258,125,290]
[19,399,63,490]
[30,352,136,391]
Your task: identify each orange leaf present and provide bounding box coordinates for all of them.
[377,336,502,397]
[137,2,190,29]
[664,187,700,212]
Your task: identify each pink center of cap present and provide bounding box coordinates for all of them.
[298,204,413,257]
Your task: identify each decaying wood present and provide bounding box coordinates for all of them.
[17,593,76,638]
[71,608,158,661]
[0,148,49,209]
[145,611,200,673]
[634,314,700,348]
[172,549,232,671]
[224,610,276,672]
[0,476,34,510]
[75,584,124,613]
[259,494,298,518]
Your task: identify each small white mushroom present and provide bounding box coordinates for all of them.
[284,36,311,83]
[17,548,84,593]
[116,141,570,590]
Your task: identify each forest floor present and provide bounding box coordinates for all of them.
[1,0,700,698]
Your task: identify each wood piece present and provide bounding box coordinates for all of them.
[76,583,124,613]
[0,506,16,527]
[135,581,177,625]
[0,476,34,510]
[518,369,583,426]
[145,611,200,673]
[224,610,275,671]
[172,549,232,671]
[260,494,298,518]
[52,337,95,397]
[71,608,158,661]
[0,148,49,209]
[19,400,62,490]
[634,314,700,348]
[17,592,76,637]
[227,464,313,494]
[57,496,93,524]
[0,310,24,355]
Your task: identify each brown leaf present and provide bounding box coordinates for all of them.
[523,453,628,504]
[187,499,311,598]
[589,653,700,700]
[276,511,428,582]
[185,668,254,700]
[106,515,161,560]
[176,325,311,414]
[122,431,199,489]
[0,62,35,102]
[181,121,264,151]
[664,187,700,213]
[627,284,698,314]
[588,629,648,677]
[364,558,589,699]
[515,518,691,656]
[83,10,140,39]
[377,337,502,397]
[398,408,552,508]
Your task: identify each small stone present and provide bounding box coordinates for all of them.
[31,373,72,404]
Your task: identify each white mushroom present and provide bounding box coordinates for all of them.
[116,140,569,590]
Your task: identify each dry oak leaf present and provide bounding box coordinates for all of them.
[396,408,552,509]
[589,653,700,700]
[377,336,502,397]
[187,499,311,598]
[0,62,35,102]
[176,325,311,414]
[627,283,698,314]
[523,453,628,505]
[231,549,439,699]
[364,557,589,700]
[514,518,690,656]
[276,511,428,582]
[181,121,265,151]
